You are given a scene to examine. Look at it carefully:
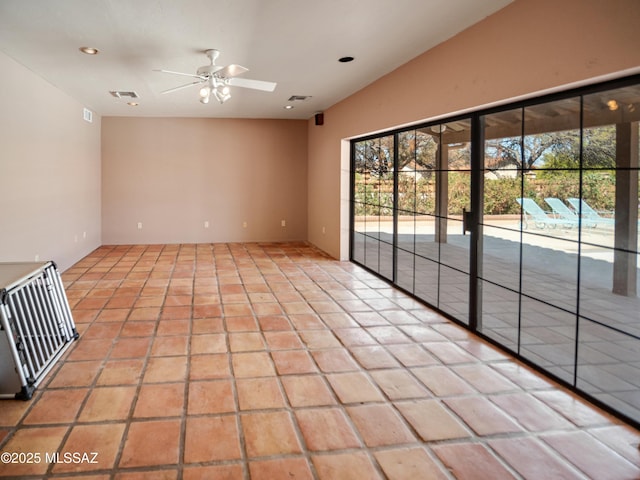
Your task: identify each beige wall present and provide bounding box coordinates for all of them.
[101,117,307,245]
[3,0,639,267]
[0,51,101,272]
[307,0,640,259]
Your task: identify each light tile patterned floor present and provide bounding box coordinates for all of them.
[1,242,639,479]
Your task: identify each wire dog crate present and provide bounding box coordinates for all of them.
[0,262,78,400]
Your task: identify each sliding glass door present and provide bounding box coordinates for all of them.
[477,99,583,384]
[352,135,394,281]
[350,74,640,426]
[474,85,640,420]
[354,121,473,325]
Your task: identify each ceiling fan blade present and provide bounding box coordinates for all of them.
[227,77,277,92]
[216,64,249,78]
[154,69,206,80]
[161,80,206,94]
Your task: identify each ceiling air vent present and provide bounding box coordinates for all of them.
[109,91,139,99]
[288,95,311,102]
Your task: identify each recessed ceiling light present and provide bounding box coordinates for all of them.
[284,105,294,110]
[79,46,99,55]
[338,56,354,63]
[127,102,139,107]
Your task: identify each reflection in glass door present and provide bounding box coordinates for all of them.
[350,76,640,427]
[433,120,472,324]
[478,100,583,384]
[476,108,524,353]
[390,120,472,325]
[351,135,395,281]
[476,85,640,421]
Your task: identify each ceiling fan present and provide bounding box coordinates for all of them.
[154,49,277,104]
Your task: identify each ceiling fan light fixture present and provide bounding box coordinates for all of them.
[156,48,276,105]
[212,87,231,104]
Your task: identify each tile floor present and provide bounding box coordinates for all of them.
[1,242,640,479]
[358,228,640,422]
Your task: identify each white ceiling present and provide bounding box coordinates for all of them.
[0,0,512,119]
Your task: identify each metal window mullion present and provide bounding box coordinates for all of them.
[517,106,526,356]
[350,140,356,261]
[392,132,399,284]
[436,127,444,310]
[376,137,382,274]
[469,114,484,331]
[364,141,371,270]
[412,132,418,294]
[572,96,586,388]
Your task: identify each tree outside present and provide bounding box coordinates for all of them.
[354,125,623,217]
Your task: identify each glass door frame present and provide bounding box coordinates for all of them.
[349,73,640,430]
[351,115,477,325]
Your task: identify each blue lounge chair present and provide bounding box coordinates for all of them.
[566,198,615,227]
[544,197,596,228]
[516,198,574,229]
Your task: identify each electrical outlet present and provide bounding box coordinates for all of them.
[281,220,286,227]
[204,221,210,228]
[83,231,87,239]
[137,222,143,230]
[243,221,247,228]
[34,254,40,262]
[322,226,326,234]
